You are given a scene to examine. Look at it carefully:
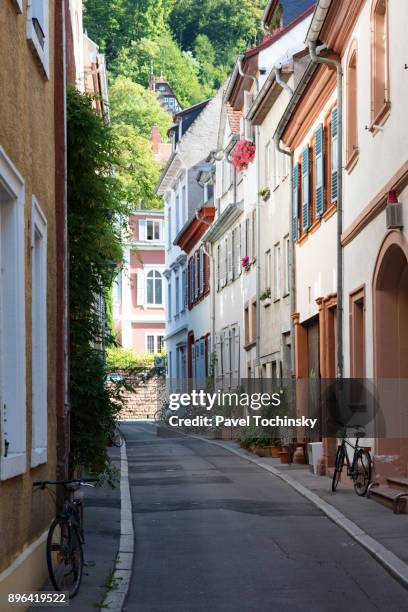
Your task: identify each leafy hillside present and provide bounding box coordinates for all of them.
[84,0,264,105]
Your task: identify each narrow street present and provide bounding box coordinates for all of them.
[122,423,407,612]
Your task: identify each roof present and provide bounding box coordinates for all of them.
[203,201,244,243]
[263,0,316,28]
[174,206,216,253]
[226,103,242,134]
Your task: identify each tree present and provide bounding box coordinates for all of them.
[109,76,172,139]
[113,123,163,209]
[112,33,205,107]
[67,87,129,474]
[193,34,227,93]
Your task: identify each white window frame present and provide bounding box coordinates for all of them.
[27,0,50,79]
[146,219,162,241]
[145,334,155,354]
[0,146,27,481]
[31,197,48,467]
[283,235,290,296]
[145,268,164,307]
[274,242,281,300]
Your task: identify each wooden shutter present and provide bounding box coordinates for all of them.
[227,233,233,282]
[216,245,220,291]
[331,107,338,203]
[233,328,240,383]
[315,124,324,217]
[301,146,310,231]
[199,247,204,294]
[137,269,145,305]
[293,164,299,241]
[194,252,199,299]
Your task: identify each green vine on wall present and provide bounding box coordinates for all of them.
[67,87,129,475]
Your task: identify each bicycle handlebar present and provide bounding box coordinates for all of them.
[33,478,99,488]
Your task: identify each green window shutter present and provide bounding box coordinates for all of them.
[293,164,299,241]
[331,107,338,203]
[301,146,310,231]
[315,124,324,217]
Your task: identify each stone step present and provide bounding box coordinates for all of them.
[369,485,408,513]
[386,476,408,492]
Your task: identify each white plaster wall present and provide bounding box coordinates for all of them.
[294,91,338,323]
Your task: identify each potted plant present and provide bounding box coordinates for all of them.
[231,139,256,173]
[260,288,271,301]
[241,255,250,271]
[270,438,282,458]
[258,187,271,202]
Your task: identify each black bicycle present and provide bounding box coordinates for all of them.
[331,426,372,495]
[33,479,98,597]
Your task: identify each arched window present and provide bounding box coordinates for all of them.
[346,43,358,168]
[371,0,389,124]
[146,270,163,305]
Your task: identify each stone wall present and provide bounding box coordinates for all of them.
[118,373,166,420]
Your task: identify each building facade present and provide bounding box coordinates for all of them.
[114,210,166,355]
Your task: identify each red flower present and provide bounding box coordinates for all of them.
[241,255,250,268]
[231,139,256,172]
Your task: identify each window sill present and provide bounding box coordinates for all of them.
[1,452,26,481]
[12,0,23,13]
[345,148,359,173]
[31,447,47,468]
[369,102,391,134]
[27,21,50,79]
[243,340,256,351]
[273,297,281,303]
[322,204,337,222]
[262,299,271,307]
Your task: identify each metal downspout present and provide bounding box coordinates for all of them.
[237,59,261,371]
[275,66,295,377]
[308,41,343,378]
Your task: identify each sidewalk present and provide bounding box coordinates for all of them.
[30,447,122,612]
[206,438,408,586]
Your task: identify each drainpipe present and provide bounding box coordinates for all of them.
[237,59,261,371]
[274,66,295,377]
[308,41,344,379]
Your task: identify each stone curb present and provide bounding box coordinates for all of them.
[188,432,408,590]
[102,441,134,611]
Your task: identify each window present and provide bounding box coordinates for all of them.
[251,302,257,343]
[217,244,221,291]
[12,0,23,13]
[251,209,256,260]
[167,207,172,249]
[31,198,48,467]
[27,0,50,78]
[244,305,250,346]
[146,270,163,305]
[146,335,155,353]
[346,45,358,167]
[113,271,122,305]
[146,219,161,241]
[157,335,164,353]
[274,243,281,300]
[175,194,180,232]
[371,0,389,124]
[283,236,290,296]
[182,185,187,222]
[167,282,172,320]
[0,146,26,481]
[175,275,180,315]
[182,268,187,310]
[265,250,271,290]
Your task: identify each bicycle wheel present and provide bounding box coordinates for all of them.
[353,450,372,496]
[332,445,345,492]
[46,516,83,598]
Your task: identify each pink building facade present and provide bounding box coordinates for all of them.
[113,210,166,354]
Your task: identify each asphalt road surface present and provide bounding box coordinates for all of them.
[122,422,407,612]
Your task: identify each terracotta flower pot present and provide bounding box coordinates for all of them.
[254,447,265,457]
[271,446,281,458]
[279,451,290,464]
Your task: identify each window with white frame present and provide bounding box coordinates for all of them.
[146,335,155,353]
[167,281,172,320]
[182,268,187,310]
[113,271,122,305]
[27,0,50,78]
[175,275,180,315]
[146,219,161,241]
[274,242,281,300]
[167,206,172,249]
[182,185,187,223]
[175,193,180,232]
[146,270,163,305]
[283,235,290,295]
[157,335,164,353]
[31,198,48,467]
[0,146,26,481]
[265,249,271,290]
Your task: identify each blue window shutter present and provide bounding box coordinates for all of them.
[292,164,299,241]
[315,124,324,217]
[331,107,338,203]
[301,146,310,231]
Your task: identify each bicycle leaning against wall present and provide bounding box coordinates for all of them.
[331,425,372,496]
[33,478,99,597]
